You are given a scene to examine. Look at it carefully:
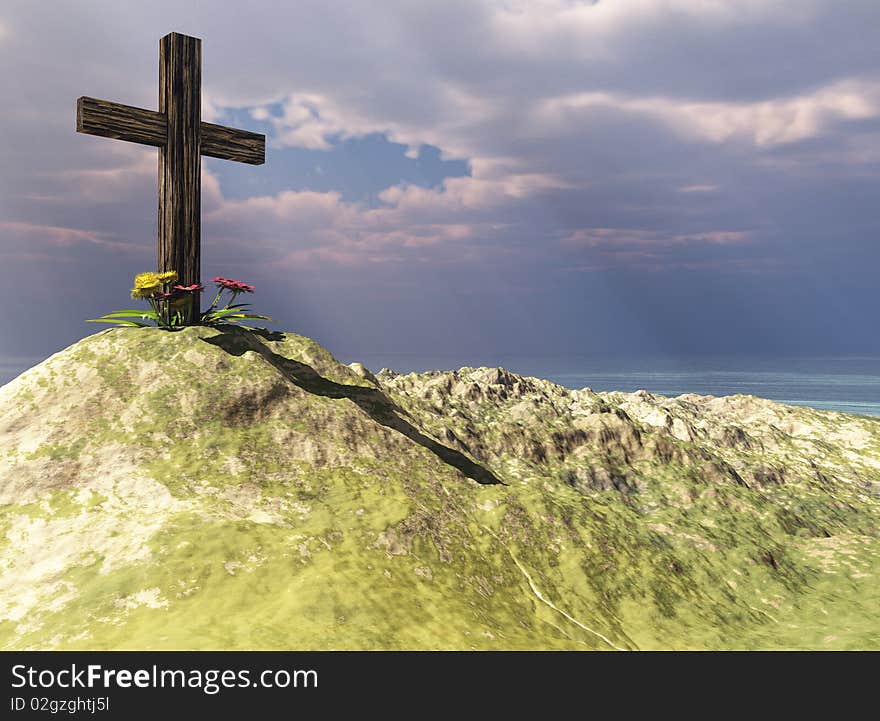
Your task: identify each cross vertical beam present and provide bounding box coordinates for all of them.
[159,32,201,323]
[77,31,265,326]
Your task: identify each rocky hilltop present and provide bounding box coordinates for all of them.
[0,326,878,649]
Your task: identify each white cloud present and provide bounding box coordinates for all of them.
[488,0,803,58]
[535,79,879,148]
[376,171,571,216]
[269,94,341,150]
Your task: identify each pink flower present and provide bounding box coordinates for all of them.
[213,276,254,293]
[174,283,205,293]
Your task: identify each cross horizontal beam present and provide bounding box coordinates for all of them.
[201,121,266,165]
[76,96,165,146]
[76,96,265,165]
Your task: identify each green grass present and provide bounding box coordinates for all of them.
[1,325,877,650]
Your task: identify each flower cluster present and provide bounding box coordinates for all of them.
[131,270,179,299]
[90,270,272,329]
[199,276,269,326]
[213,276,255,293]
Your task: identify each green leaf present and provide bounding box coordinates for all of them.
[85,318,149,327]
[104,309,155,316]
[206,307,249,319]
[102,309,160,320]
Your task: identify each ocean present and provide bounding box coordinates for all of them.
[2,353,879,417]
[351,353,880,418]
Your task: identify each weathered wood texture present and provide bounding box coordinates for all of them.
[76,97,165,146]
[159,32,201,323]
[78,98,265,165]
[201,122,265,164]
[76,32,266,325]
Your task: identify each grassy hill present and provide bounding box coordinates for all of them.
[0,325,877,649]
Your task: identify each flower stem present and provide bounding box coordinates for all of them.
[147,297,160,327]
[209,287,223,312]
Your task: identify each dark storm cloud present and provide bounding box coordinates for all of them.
[0,0,877,360]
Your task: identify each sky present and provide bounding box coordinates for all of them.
[0,0,878,370]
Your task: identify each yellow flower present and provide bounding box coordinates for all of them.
[133,272,162,289]
[131,271,162,299]
[158,270,178,284]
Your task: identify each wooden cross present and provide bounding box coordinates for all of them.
[76,32,265,323]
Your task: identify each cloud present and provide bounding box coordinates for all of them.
[534,79,880,148]
[562,254,786,275]
[202,155,572,270]
[376,171,571,215]
[678,185,719,193]
[0,221,129,250]
[561,228,752,249]
[0,0,878,357]
[36,146,157,205]
[203,182,499,269]
[266,94,342,150]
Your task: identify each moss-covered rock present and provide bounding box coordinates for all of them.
[0,326,877,649]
